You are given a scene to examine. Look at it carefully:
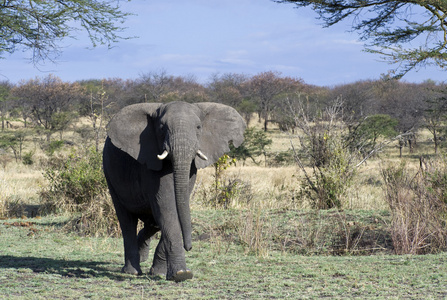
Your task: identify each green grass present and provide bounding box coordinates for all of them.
[1,213,446,299]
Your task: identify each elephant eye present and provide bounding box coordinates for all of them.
[197,125,201,130]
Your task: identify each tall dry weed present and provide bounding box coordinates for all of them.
[382,159,447,254]
[237,208,270,258]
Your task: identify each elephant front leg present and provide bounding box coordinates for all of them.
[150,234,193,282]
[150,205,193,281]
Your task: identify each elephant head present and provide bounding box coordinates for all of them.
[106,101,246,251]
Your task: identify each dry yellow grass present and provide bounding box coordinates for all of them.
[193,165,302,209]
[0,162,43,201]
[0,162,44,217]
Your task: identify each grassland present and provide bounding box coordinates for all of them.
[1,215,447,299]
[1,122,447,298]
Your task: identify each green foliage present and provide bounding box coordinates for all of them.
[354,114,398,149]
[197,154,253,209]
[277,0,447,78]
[236,99,257,123]
[266,150,295,167]
[22,151,34,166]
[210,154,238,209]
[45,140,64,156]
[293,98,358,209]
[0,130,27,161]
[50,111,75,138]
[0,0,132,63]
[230,127,272,165]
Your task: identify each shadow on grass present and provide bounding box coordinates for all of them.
[0,255,163,281]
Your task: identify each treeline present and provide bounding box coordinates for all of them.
[0,70,446,154]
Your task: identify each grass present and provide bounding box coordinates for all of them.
[1,122,447,298]
[1,216,446,299]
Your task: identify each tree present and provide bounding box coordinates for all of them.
[230,127,272,165]
[136,71,208,104]
[276,0,447,78]
[424,83,447,154]
[246,71,304,131]
[0,82,12,131]
[354,114,398,151]
[12,75,81,140]
[0,0,132,63]
[78,81,111,151]
[0,130,27,162]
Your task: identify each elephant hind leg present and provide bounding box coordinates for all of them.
[137,222,160,263]
[149,235,167,277]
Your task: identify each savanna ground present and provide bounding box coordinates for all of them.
[1,120,447,299]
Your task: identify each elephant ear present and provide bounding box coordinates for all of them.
[194,102,246,169]
[107,103,163,170]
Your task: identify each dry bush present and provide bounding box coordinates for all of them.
[382,159,447,254]
[65,194,121,237]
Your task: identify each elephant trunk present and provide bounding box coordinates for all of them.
[172,142,193,252]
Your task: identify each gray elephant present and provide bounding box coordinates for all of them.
[102,101,246,281]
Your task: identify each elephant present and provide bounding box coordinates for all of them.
[102,101,246,282]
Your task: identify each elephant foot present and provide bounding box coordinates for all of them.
[149,266,166,278]
[168,269,193,282]
[122,264,142,276]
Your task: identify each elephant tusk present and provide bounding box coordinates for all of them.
[157,150,169,160]
[196,150,208,161]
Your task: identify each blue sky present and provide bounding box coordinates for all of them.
[0,0,445,86]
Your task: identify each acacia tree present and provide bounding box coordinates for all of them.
[276,0,447,78]
[0,0,132,63]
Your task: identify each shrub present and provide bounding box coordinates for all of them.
[230,127,272,165]
[382,159,447,254]
[45,140,64,156]
[40,147,119,236]
[22,151,34,165]
[198,154,253,209]
[266,150,295,167]
[291,98,359,210]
